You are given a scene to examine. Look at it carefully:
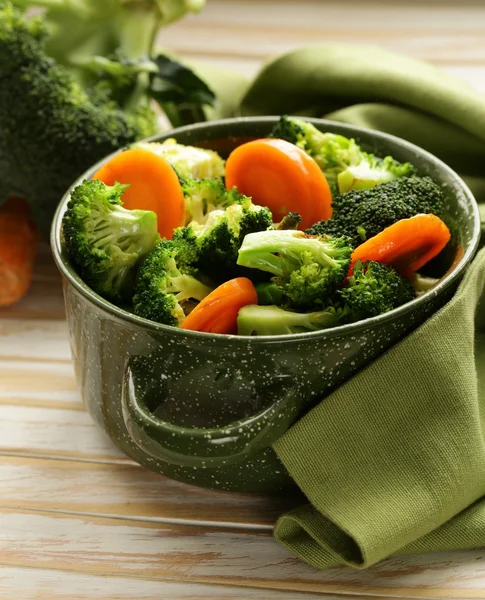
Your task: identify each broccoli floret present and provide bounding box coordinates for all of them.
[273,212,302,230]
[270,116,413,195]
[307,176,445,247]
[62,180,159,303]
[133,240,213,327]
[175,196,273,277]
[135,139,225,180]
[338,155,415,193]
[339,261,415,321]
[0,2,158,232]
[237,304,346,336]
[179,177,244,225]
[255,282,286,306]
[237,230,352,309]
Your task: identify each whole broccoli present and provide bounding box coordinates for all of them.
[237,230,352,309]
[339,260,415,321]
[174,196,273,277]
[0,2,158,232]
[307,176,445,247]
[133,240,213,327]
[237,304,347,336]
[62,180,159,303]
[270,116,413,195]
[135,139,225,182]
[179,177,243,225]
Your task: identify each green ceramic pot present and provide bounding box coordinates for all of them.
[51,117,481,494]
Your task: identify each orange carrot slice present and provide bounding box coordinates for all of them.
[181,277,258,334]
[225,138,332,230]
[94,148,185,239]
[350,214,451,277]
[0,196,38,307]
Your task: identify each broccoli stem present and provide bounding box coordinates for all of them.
[237,304,342,336]
[167,274,213,303]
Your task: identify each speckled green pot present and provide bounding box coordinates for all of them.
[51,117,481,494]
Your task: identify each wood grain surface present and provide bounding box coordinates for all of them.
[1,1,485,598]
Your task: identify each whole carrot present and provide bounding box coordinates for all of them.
[0,196,38,307]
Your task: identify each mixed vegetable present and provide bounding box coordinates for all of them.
[62,116,452,336]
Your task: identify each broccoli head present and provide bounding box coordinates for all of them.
[270,116,413,195]
[339,260,415,321]
[174,196,273,277]
[307,176,446,247]
[135,139,225,180]
[62,179,159,303]
[237,304,347,336]
[0,1,158,232]
[133,240,213,327]
[179,177,243,225]
[237,230,352,309]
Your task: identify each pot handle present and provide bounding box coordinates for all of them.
[121,358,301,468]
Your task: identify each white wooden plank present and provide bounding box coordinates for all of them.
[0,567,358,600]
[0,360,79,406]
[2,509,485,598]
[163,28,485,65]
[0,456,299,527]
[0,405,127,462]
[176,0,485,32]
[0,319,71,362]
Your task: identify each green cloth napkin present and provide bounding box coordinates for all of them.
[201,44,485,569]
[273,245,485,568]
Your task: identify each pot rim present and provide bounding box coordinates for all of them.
[50,116,482,345]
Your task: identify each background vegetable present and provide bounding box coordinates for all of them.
[181,277,257,334]
[349,214,451,277]
[0,196,38,307]
[225,138,333,229]
[93,148,185,238]
[62,180,159,303]
[11,0,212,129]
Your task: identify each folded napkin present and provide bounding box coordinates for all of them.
[200,45,485,568]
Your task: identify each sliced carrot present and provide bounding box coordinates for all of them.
[181,278,258,334]
[350,214,451,277]
[0,196,38,308]
[93,148,185,239]
[225,138,332,230]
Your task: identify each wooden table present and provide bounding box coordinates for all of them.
[2,1,485,597]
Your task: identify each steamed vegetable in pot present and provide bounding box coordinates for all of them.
[62,116,450,336]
